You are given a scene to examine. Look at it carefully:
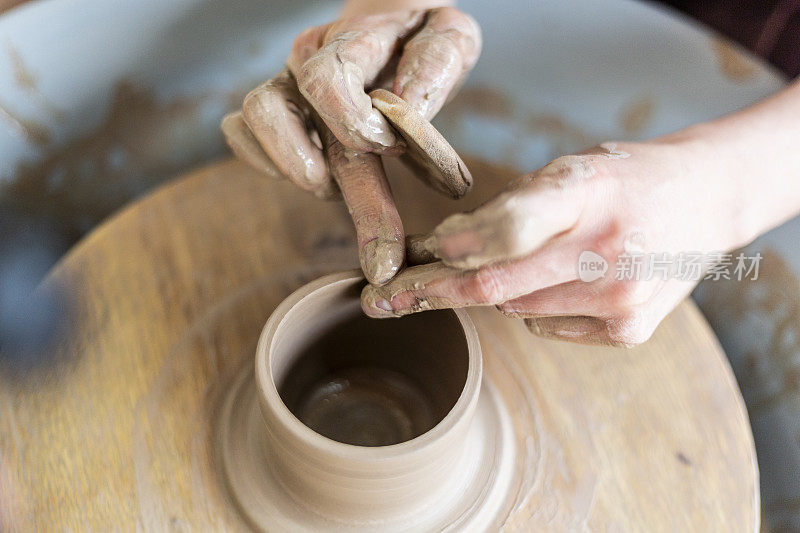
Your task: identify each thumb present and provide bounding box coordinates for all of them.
[426,157,590,269]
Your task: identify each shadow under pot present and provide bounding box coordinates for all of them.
[255,271,482,525]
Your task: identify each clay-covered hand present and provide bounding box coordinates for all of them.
[361,141,754,346]
[222,8,481,285]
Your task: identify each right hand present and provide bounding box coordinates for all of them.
[222,7,481,284]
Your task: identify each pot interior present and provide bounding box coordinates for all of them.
[273,285,469,447]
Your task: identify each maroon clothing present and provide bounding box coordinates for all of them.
[662,0,800,77]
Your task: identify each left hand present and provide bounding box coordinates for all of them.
[222,7,481,286]
[361,140,754,346]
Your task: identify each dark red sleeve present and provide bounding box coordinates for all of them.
[660,0,800,78]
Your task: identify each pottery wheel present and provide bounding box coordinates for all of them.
[0,157,758,531]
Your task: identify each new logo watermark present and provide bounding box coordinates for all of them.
[577,250,762,282]
[577,251,608,282]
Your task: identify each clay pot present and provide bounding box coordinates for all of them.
[254,270,482,524]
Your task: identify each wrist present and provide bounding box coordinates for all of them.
[658,102,800,249]
[646,127,758,251]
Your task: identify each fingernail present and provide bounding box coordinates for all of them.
[361,286,397,318]
[361,239,404,286]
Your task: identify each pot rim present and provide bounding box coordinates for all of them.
[254,269,482,460]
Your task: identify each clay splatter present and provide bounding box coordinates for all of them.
[619,96,655,134]
[712,38,757,82]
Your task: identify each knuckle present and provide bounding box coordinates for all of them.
[431,7,482,40]
[537,155,598,187]
[495,302,517,316]
[466,269,506,303]
[242,85,278,120]
[592,228,621,264]
[291,28,315,56]
[496,301,532,319]
[288,25,329,70]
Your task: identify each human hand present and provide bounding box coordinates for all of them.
[362,140,755,346]
[222,7,481,285]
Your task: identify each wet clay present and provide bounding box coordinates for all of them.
[406,233,437,265]
[224,81,473,286]
[619,95,655,134]
[713,37,757,82]
[0,101,51,146]
[360,261,468,317]
[287,12,426,153]
[370,88,473,198]
[411,145,630,272]
[314,118,405,285]
[276,289,468,446]
[214,271,526,530]
[221,112,284,181]
[1,82,211,244]
[242,70,331,192]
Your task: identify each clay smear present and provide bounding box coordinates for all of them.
[360,261,482,318]
[315,117,405,285]
[618,96,655,134]
[423,147,627,271]
[712,38,757,82]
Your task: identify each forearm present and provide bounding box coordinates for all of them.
[341,0,451,17]
[666,78,800,247]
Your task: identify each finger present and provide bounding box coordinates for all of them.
[394,7,482,119]
[524,316,626,347]
[242,70,331,194]
[288,11,427,153]
[496,280,605,318]
[289,24,330,66]
[406,233,436,265]
[317,124,405,285]
[361,245,578,318]
[427,156,593,269]
[221,111,284,180]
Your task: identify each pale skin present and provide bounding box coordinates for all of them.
[225,0,800,346]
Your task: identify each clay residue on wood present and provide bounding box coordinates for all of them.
[0,82,208,244]
[7,43,64,120]
[701,248,800,411]
[712,38,757,82]
[440,85,606,160]
[0,101,50,146]
[442,85,514,121]
[9,43,36,91]
[695,246,800,530]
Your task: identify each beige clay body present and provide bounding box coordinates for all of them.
[217,271,522,531]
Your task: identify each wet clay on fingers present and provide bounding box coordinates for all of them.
[425,145,630,270]
[315,122,405,285]
[241,70,335,196]
[370,88,473,198]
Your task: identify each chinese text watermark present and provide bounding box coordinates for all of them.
[578,251,762,282]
